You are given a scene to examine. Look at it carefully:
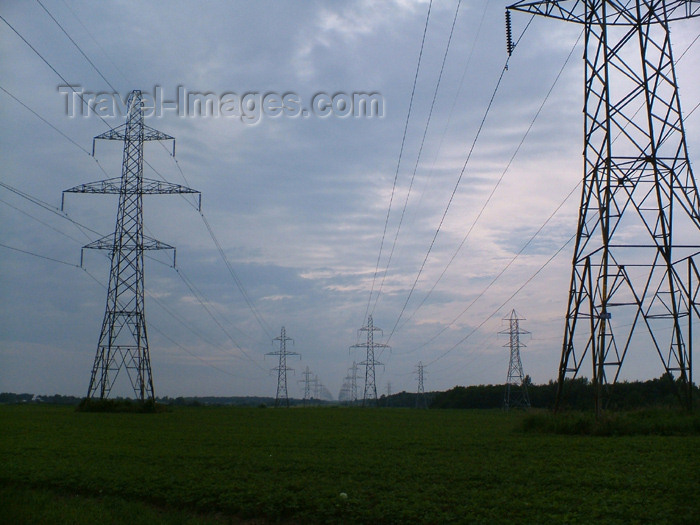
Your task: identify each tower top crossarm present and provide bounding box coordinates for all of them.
[92,90,175,156]
[508,1,700,24]
[498,309,530,338]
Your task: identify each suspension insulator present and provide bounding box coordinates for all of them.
[505,10,514,56]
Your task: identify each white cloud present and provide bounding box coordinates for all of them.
[1,0,698,398]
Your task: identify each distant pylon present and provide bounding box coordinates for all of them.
[385,381,392,407]
[339,374,352,403]
[299,366,313,406]
[267,326,300,407]
[339,362,359,404]
[339,361,359,404]
[415,362,428,409]
[63,90,199,401]
[350,315,389,407]
[350,361,359,404]
[508,1,699,414]
[313,374,321,399]
[500,310,530,410]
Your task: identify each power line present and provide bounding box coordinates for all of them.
[0,180,100,240]
[0,84,113,180]
[79,266,258,381]
[426,230,576,368]
[405,181,580,357]
[0,197,85,245]
[396,28,584,334]
[363,0,434,324]
[2,78,269,369]
[0,242,265,382]
[385,15,537,344]
[35,0,119,92]
[0,13,114,131]
[0,26,262,345]
[198,211,273,339]
[403,28,699,353]
[59,0,131,84]
[174,267,267,371]
[0,85,90,155]
[411,0,492,216]
[0,242,79,267]
[386,63,509,343]
[371,0,463,315]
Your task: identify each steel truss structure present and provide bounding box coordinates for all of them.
[509,1,700,413]
[351,315,389,407]
[415,361,428,409]
[267,326,300,407]
[299,366,313,406]
[500,310,531,409]
[64,90,199,401]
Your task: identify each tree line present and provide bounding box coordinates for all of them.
[427,374,698,411]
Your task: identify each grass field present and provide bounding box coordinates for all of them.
[1,405,698,524]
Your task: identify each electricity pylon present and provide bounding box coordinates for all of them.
[63,90,199,401]
[500,310,531,410]
[339,361,359,404]
[339,375,352,403]
[508,1,700,414]
[299,366,313,406]
[267,326,299,407]
[415,362,428,409]
[350,315,389,406]
[350,361,359,404]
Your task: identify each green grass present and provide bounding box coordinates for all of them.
[522,408,700,436]
[1,405,699,524]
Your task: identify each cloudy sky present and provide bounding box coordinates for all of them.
[1,1,698,399]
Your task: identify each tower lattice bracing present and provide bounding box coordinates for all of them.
[299,366,313,406]
[415,362,428,409]
[500,310,531,409]
[509,1,700,413]
[351,315,389,406]
[338,361,359,404]
[267,326,299,407]
[64,90,199,401]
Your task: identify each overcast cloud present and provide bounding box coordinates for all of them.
[1,1,698,399]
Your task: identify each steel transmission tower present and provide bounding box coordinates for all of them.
[267,326,300,407]
[63,90,199,401]
[339,361,359,404]
[509,1,700,413]
[500,310,531,410]
[299,366,313,406]
[350,315,389,406]
[415,362,428,409]
[350,361,359,404]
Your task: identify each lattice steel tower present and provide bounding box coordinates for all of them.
[64,90,199,401]
[509,1,700,413]
[500,310,531,409]
[339,361,359,404]
[299,366,313,406]
[415,362,428,409]
[351,315,389,406]
[267,326,299,407]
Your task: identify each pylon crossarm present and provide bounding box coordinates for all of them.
[64,177,198,196]
[81,235,174,252]
[142,236,175,251]
[507,1,700,24]
[144,179,198,196]
[64,178,122,194]
[93,124,127,142]
[93,123,173,143]
[142,125,174,142]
